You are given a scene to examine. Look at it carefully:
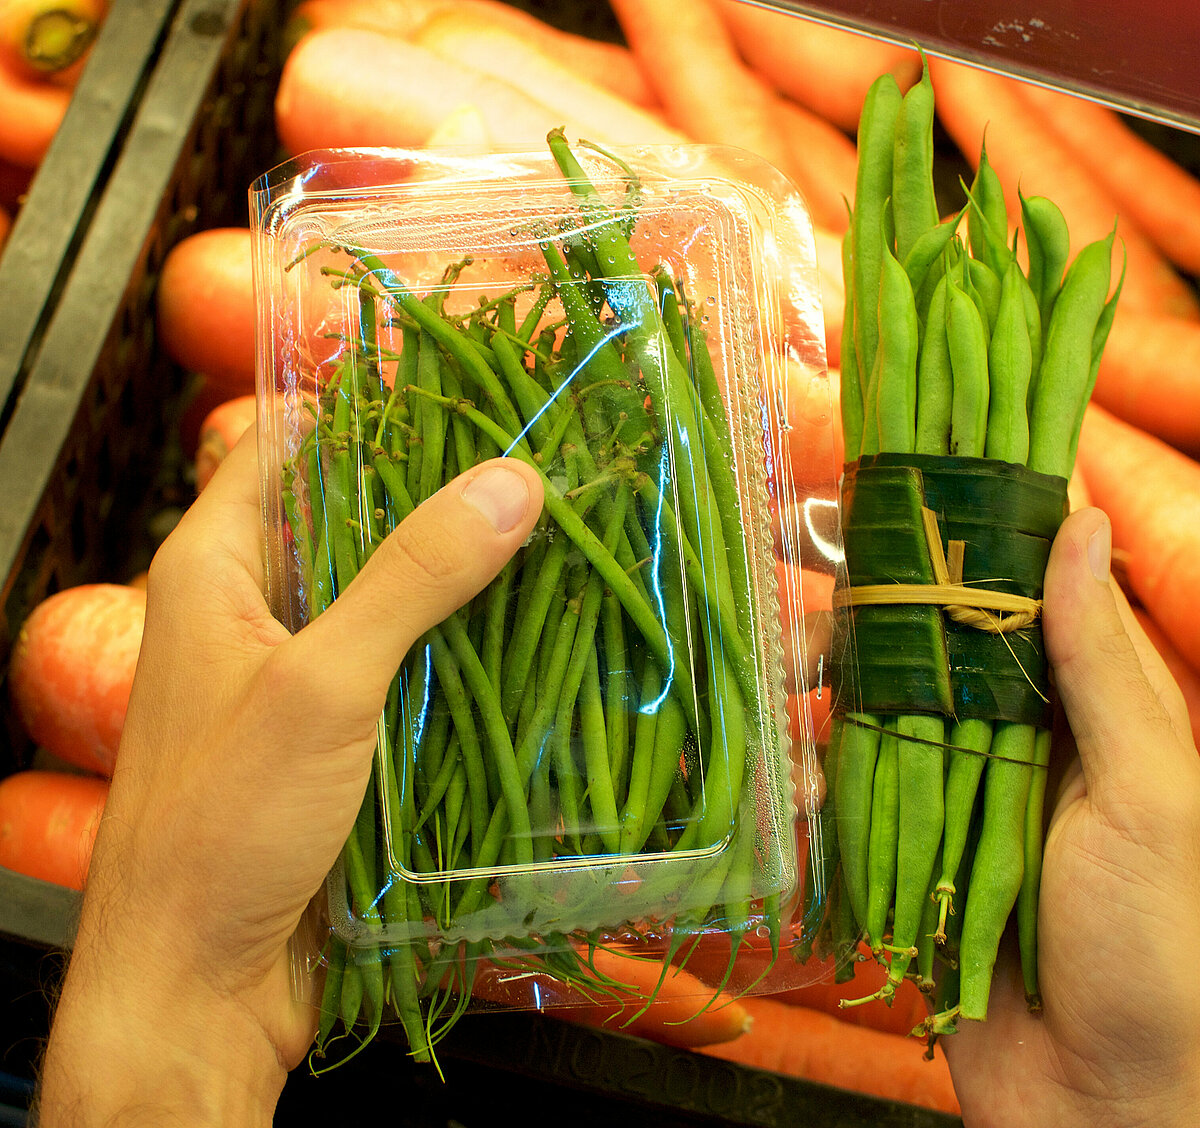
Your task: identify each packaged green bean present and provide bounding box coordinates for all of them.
[251,134,841,1065]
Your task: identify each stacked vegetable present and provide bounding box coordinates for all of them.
[272,131,794,1064]
[816,62,1122,1037]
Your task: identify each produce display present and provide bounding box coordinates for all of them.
[0,0,109,251]
[4,1,1200,1120]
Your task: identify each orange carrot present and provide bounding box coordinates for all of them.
[699,995,961,1116]
[0,0,105,81]
[0,55,71,167]
[1076,405,1200,670]
[1090,306,1200,457]
[607,0,796,182]
[276,27,634,155]
[812,224,846,366]
[711,0,922,133]
[469,944,751,1049]
[8,583,145,777]
[1015,82,1200,278]
[928,56,1199,320]
[1133,607,1200,749]
[0,770,108,889]
[412,13,683,149]
[285,0,658,109]
[156,227,256,394]
[772,97,859,233]
[784,361,843,485]
[194,394,256,492]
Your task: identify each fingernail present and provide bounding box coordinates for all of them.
[1087,516,1112,583]
[461,464,529,533]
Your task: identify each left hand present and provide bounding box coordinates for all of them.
[38,431,544,1126]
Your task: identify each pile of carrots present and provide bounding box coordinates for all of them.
[0,0,108,253]
[7,0,1200,1116]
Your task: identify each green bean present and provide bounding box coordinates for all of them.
[874,244,921,454]
[1019,191,1070,335]
[934,718,992,942]
[958,723,1035,1020]
[914,845,941,993]
[1018,727,1052,1009]
[580,645,619,852]
[1066,261,1124,470]
[1027,230,1115,478]
[965,257,1001,338]
[864,719,900,954]
[316,938,347,1053]
[945,274,990,458]
[914,273,952,455]
[903,210,965,317]
[887,713,945,987]
[833,714,882,929]
[891,59,940,266]
[966,142,1011,277]
[851,74,904,398]
[984,258,1034,464]
[839,226,865,462]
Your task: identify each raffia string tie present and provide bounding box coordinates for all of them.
[831,506,1042,634]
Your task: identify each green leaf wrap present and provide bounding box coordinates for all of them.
[834,453,1068,727]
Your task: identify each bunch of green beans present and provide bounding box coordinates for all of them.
[822,60,1122,1039]
[281,133,791,1067]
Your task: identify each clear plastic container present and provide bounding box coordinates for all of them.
[251,135,840,1053]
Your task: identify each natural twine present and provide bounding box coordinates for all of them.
[831,506,1042,634]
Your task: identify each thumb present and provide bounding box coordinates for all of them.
[1042,506,1193,811]
[294,457,544,697]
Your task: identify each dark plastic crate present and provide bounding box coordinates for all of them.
[0,0,294,945]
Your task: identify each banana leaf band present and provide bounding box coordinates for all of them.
[831,453,1069,730]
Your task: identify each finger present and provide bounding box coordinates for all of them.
[149,425,265,597]
[293,457,544,697]
[1043,507,1194,809]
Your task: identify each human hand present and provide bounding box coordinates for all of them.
[941,506,1200,1127]
[37,432,544,1126]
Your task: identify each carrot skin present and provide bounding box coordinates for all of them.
[0,55,71,167]
[1091,307,1200,457]
[928,56,1199,320]
[699,995,961,1116]
[8,584,145,776]
[1076,405,1200,670]
[711,0,921,133]
[0,770,109,889]
[1015,82,1200,278]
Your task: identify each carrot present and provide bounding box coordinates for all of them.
[468,944,751,1049]
[813,225,847,366]
[1076,405,1200,670]
[7,583,145,776]
[607,0,796,182]
[412,13,683,149]
[194,394,256,492]
[286,0,658,109]
[0,55,72,167]
[711,0,922,134]
[0,0,105,80]
[771,96,859,233]
[0,770,108,889]
[928,55,1200,320]
[1014,82,1200,278]
[698,995,961,1116]
[1089,306,1200,457]
[156,226,256,394]
[275,28,631,155]
[784,361,844,485]
[1133,607,1200,749]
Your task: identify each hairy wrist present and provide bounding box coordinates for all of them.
[38,938,286,1128]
